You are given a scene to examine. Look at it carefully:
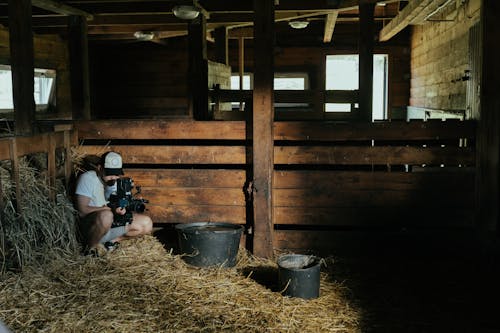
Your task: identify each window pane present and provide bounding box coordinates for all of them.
[0,66,56,111]
[230,75,251,90]
[0,69,13,109]
[325,54,388,118]
[325,103,351,112]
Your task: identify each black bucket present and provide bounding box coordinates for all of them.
[175,222,243,268]
[278,254,321,299]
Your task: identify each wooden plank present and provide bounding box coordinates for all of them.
[274,146,475,165]
[274,207,475,227]
[273,170,475,191]
[252,0,274,258]
[77,145,473,166]
[125,169,246,188]
[8,0,35,136]
[75,120,246,140]
[75,119,476,141]
[148,205,246,224]
[143,188,246,206]
[273,229,475,256]
[78,145,247,164]
[274,188,473,208]
[15,134,50,156]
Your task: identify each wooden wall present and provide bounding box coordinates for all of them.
[89,40,190,119]
[0,28,72,120]
[88,26,410,120]
[75,119,475,255]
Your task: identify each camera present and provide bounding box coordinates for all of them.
[108,177,149,227]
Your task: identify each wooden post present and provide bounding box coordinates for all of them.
[252,0,274,258]
[188,15,209,120]
[238,37,245,111]
[358,2,375,122]
[9,138,21,213]
[214,26,228,66]
[8,0,35,136]
[68,15,91,120]
[476,0,500,245]
[48,134,56,201]
[64,130,73,191]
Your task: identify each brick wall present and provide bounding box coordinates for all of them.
[410,0,480,116]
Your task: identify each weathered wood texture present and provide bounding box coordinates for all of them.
[0,130,78,213]
[0,27,72,120]
[8,0,35,136]
[75,119,476,254]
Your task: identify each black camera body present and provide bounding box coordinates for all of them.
[108,177,149,227]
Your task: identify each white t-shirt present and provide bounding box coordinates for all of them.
[75,171,107,207]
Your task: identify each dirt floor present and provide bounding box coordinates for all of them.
[329,241,500,333]
[155,226,500,333]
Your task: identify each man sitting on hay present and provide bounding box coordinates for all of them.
[75,151,153,253]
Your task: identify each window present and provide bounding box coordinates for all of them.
[0,65,56,113]
[325,54,388,120]
[230,72,310,111]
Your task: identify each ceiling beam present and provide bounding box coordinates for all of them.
[32,0,94,20]
[379,0,447,41]
[323,10,338,43]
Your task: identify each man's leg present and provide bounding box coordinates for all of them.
[123,213,153,238]
[84,209,114,248]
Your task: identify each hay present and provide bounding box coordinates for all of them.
[0,157,79,273]
[0,236,360,332]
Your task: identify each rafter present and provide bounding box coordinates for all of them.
[379,0,450,41]
[323,11,338,43]
[32,0,93,20]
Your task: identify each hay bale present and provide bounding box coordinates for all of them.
[0,157,79,273]
[0,236,360,332]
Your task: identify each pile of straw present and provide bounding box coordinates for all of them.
[0,236,360,332]
[0,157,79,273]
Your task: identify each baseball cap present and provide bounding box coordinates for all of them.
[101,151,124,176]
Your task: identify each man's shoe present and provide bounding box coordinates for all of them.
[104,241,120,251]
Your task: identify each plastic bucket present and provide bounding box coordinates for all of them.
[175,222,243,268]
[278,254,321,299]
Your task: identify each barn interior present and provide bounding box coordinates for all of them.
[1,0,500,332]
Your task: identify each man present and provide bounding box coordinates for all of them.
[75,151,153,251]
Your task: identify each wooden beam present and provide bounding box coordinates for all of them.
[476,0,500,237]
[68,15,91,120]
[8,0,35,136]
[213,26,228,65]
[252,0,274,258]
[358,2,375,122]
[32,0,93,20]
[379,0,437,41]
[323,11,338,43]
[188,14,209,120]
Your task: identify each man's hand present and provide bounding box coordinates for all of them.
[114,207,127,215]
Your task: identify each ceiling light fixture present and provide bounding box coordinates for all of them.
[288,21,309,29]
[172,5,200,20]
[133,31,155,41]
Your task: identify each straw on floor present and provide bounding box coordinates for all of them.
[0,235,360,333]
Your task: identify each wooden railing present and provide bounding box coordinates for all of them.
[75,119,476,254]
[0,129,77,211]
